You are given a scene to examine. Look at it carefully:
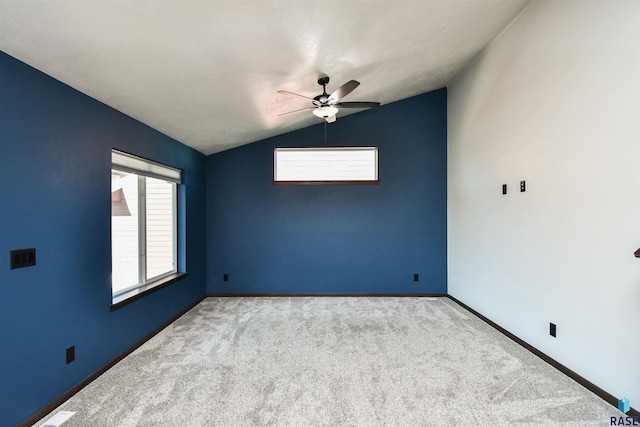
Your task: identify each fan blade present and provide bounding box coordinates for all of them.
[278,107,315,116]
[325,115,337,123]
[277,90,317,104]
[328,80,360,103]
[334,102,380,108]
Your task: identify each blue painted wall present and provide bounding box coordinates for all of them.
[0,52,207,426]
[206,89,447,294]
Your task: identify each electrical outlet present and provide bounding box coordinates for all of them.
[223,274,229,282]
[549,323,556,337]
[502,184,507,195]
[413,274,419,282]
[520,180,526,192]
[66,346,75,364]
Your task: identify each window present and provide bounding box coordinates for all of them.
[111,150,182,306]
[274,147,379,184]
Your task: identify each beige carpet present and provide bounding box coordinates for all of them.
[35,297,622,426]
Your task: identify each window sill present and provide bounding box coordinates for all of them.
[110,272,188,311]
[273,180,380,185]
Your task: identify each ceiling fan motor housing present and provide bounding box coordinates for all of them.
[313,94,329,104]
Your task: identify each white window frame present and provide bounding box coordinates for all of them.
[111,150,182,306]
[273,147,379,184]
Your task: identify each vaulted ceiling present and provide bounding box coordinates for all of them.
[0,0,530,155]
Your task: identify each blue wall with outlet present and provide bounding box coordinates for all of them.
[0,52,207,427]
[0,48,446,425]
[206,89,447,294]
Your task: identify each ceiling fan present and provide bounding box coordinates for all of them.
[278,76,380,123]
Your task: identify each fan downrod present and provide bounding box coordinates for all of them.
[314,76,330,104]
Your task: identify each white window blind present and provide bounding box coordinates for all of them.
[274,147,378,182]
[112,150,182,184]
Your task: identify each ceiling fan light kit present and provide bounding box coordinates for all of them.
[312,106,339,119]
[278,76,380,123]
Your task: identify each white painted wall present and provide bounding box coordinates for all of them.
[448,0,640,408]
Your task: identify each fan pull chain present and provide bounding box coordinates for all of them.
[324,121,327,148]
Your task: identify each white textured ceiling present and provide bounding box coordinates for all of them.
[0,0,530,155]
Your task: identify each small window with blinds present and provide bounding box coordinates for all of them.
[274,147,379,184]
[111,150,181,306]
